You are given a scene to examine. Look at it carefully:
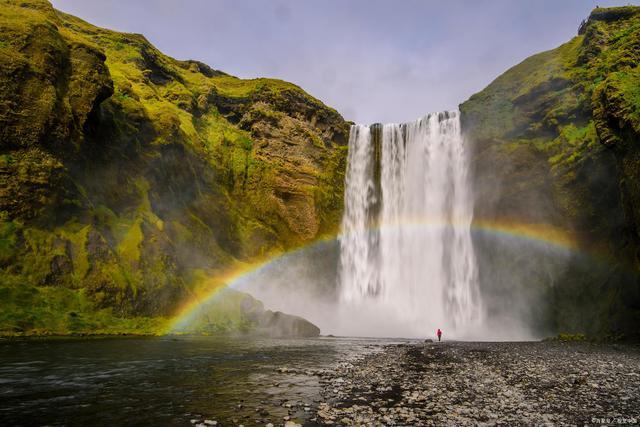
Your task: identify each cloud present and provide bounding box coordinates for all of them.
[52,0,639,124]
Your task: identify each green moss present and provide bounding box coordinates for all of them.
[92,205,118,228]
[210,75,297,99]
[237,135,253,151]
[171,288,255,335]
[0,211,21,265]
[0,275,166,336]
[0,0,348,336]
[117,218,143,264]
[57,223,90,283]
[556,333,587,341]
[462,5,640,161]
[462,5,640,340]
[315,145,348,236]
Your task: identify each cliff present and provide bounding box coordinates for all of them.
[4,1,640,339]
[0,0,348,335]
[461,6,640,339]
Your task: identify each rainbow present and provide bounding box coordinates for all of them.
[165,218,587,333]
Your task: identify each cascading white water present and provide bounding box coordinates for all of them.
[339,111,482,337]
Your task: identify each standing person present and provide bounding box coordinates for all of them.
[437,328,442,342]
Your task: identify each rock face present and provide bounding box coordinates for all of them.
[241,293,321,337]
[460,6,640,339]
[254,311,321,338]
[0,0,348,334]
[171,289,321,337]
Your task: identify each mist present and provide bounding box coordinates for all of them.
[42,0,637,341]
[231,229,576,341]
[230,115,579,342]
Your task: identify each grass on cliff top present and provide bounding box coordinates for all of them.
[461,5,640,164]
[56,8,324,102]
[54,3,335,157]
[460,36,582,143]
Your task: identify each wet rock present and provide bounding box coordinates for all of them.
[312,341,640,426]
[254,310,321,338]
[239,296,320,337]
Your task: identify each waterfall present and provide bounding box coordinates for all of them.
[339,111,482,337]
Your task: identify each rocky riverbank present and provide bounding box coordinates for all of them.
[312,341,640,426]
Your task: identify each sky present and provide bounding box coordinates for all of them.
[52,0,638,124]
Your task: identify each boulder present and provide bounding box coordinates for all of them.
[240,292,320,337]
[255,310,321,338]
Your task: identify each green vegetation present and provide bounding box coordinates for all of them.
[171,288,257,335]
[461,6,640,166]
[6,0,638,340]
[0,0,349,336]
[544,333,587,342]
[0,276,167,336]
[461,6,640,340]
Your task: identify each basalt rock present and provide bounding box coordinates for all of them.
[0,0,348,335]
[171,289,320,337]
[460,5,640,340]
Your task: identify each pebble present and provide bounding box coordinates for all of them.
[309,341,640,425]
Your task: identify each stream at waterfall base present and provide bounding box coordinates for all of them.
[1,337,639,426]
[0,336,396,426]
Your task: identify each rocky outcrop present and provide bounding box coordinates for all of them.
[460,6,640,339]
[171,289,320,337]
[240,293,320,337]
[0,0,348,335]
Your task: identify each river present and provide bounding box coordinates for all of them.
[0,336,408,426]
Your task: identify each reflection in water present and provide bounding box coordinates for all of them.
[0,336,402,426]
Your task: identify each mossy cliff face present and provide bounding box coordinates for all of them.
[0,0,349,335]
[460,6,640,339]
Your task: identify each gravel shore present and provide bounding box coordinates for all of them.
[312,341,640,426]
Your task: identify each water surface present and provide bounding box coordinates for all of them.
[0,336,403,426]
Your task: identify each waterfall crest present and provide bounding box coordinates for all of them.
[339,111,482,336]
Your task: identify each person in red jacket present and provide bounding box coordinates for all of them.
[437,328,442,342]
